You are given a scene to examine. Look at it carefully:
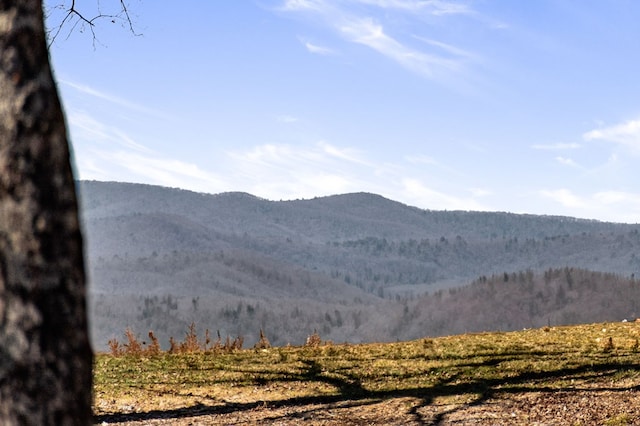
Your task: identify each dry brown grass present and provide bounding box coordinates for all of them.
[305,330,323,347]
[95,322,640,425]
[253,328,271,349]
[107,322,248,356]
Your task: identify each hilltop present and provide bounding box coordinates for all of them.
[77,181,640,349]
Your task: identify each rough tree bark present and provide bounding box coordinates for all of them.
[0,1,92,425]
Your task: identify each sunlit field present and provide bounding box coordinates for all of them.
[94,322,640,425]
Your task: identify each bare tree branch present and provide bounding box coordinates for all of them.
[45,0,140,48]
[119,0,136,34]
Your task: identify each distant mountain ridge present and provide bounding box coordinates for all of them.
[80,180,632,242]
[77,181,640,349]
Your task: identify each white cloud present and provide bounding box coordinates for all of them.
[84,150,225,193]
[303,41,335,55]
[67,108,223,193]
[74,154,111,182]
[531,142,581,150]
[594,191,640,206]
[401,178,487,211]
[339,17,458,78]
[354,0,473,15]
[555,156,580,167]
[317,141,368,164]
[222,142,484,209]
[226,141,367,174]
[279,0,473,83]
[425,1,474,16]
[413,36,476,59]
[67,110,153,153]
[68,111,111,142]
[469,187,491,197]
[537,189,640,223]
[229,142,351,168]
[60,80,170,119]
[538,189,587,209]
[583,118,640,151]
[301,173,354,194]
[224,142,370,200]
[281,0,326,11]
[404,154,437,165]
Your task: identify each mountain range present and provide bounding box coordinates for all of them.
[78,181,640,350]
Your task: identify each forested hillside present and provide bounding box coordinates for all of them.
[78,181,640,349]
[404,267,640,337]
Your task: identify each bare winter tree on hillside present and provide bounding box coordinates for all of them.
[0,1,133,423]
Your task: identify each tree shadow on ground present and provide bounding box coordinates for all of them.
[94,358,640,425]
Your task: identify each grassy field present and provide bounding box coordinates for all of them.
[94,323,640,425]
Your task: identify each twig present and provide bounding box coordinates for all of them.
[46,0,139,48]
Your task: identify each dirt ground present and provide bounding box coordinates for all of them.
[95,381,640,425]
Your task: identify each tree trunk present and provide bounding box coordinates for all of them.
[0,1,93,425]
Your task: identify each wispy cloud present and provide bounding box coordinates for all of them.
[283,0,473,15]
[221,141,488,211]
[303,40,336,55]
[278,0,478,83]
[67,110,154,153]
[80,149,225,193]
[281,0,327,12]
[538,189,587,209]
[317,141,368,164]
[60,80,171,119]
[226,141,367,171]
[110,151,223,190]
[555,156,580,167]
[224,142,369,199]
[354,0,473,15]
[469,187,491,197]
[594,190,640,206]
[339,17,459,78]
[538,188,640,223]
[531,142,581,150]
[64,85,219,192]
[583,118,640,152]
[401,178,488,211]
[413,36,476,60]
[404,154,437,165]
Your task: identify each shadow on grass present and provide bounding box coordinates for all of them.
[94,357,640,425]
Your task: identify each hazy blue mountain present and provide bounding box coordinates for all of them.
[77,181,640,350]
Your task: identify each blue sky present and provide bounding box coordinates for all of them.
[47,1,640,223]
